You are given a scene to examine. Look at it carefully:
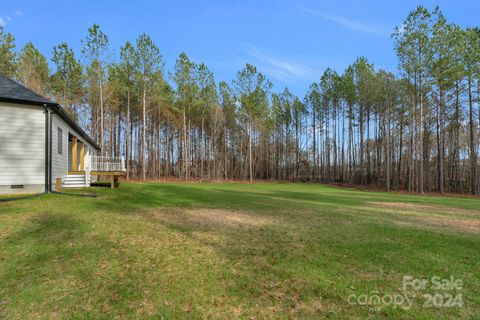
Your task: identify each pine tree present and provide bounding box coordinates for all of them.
[0,26,16,77]
[51,43,83,117]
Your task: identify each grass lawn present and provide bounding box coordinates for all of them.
[0,182,479,319]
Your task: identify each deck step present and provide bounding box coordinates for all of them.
[63,174,87,188]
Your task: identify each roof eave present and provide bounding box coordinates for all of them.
[0,96,57,107]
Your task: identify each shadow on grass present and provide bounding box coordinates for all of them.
[0,213,128,313]
[2,213,104,278]
[3,182,480,215]
[92,183,373,216]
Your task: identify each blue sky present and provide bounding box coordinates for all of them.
[2,0,479,97]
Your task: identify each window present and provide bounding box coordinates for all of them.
[57,127,63,154]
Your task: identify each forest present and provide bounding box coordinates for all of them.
[1,5,479,194]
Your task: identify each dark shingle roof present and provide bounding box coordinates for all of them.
[0,74,100,150]
[0,74,56,105]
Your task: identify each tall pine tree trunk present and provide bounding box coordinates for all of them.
[99,76,104,155]
[142,85,147,181]
[249,123,253,182]
[126,92,130,179]
[468,75,477,194]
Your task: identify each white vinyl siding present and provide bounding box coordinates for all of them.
[0,101,98,192]
[0,102,45,187]
[51,114,69,182]
[50,113,98,183]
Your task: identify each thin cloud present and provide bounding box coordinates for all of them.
[6,16,12,22]
[0,18,5,27]
[301,6,389,36]
[242,43,316,83]
[15,10,23,16]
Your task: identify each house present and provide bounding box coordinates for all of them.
[0,74,124,194]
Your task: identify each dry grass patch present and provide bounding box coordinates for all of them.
[367,202,480,234]
[390,216,480,234]
[370,201,467,213]
[403,215,480,234]
[139,207,275,229]
[183,208,274,227]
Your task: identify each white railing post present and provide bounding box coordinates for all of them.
[85,154,91,187]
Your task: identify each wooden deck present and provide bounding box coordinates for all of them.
[67,171,124,189]
[91,171,124,189]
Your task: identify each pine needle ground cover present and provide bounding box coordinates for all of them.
[0,182,479,319]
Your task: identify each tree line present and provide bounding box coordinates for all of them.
[0,5,479,194]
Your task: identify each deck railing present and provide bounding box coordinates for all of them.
[90,156,125,172]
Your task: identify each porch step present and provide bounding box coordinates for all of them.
[63,174,87,188]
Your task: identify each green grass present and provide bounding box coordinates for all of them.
[0,182,479,319]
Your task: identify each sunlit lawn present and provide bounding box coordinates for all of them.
[0,182,479,319]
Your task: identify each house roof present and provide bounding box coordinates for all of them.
[0,74,56,105]
[0,74,100,150]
